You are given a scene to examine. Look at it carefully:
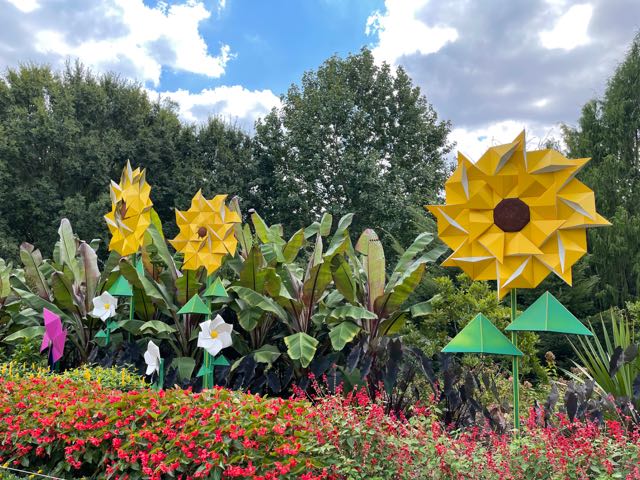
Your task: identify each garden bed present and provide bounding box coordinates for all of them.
[1,371,639,479]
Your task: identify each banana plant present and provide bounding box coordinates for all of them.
[329,229,447,352]
[229,211,360,371]
[8,219,102,362]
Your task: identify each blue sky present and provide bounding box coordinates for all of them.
[1,0,639,158]
[155,0,384,95]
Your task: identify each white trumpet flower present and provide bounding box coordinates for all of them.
[90,291,118,321]
[144,340,161,376]
[197,314,233,356]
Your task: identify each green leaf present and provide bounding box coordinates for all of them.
[325,213,354,256]
[145,221,178,281]
[239,247,266,291]
[19,243,51,300]
[230,286,288,321]
[283,229,305,263]
[116,319,145,334]
[330,255,356,303]
[50,271,82,315]
[356,229,386,309]
[139,320,177,335]
[329,321,361,351]
[78,242,100,311]
[328,304,377,323]
[58,218,80,279]
[3,326,45,343]
[172,356,196,381]
[175,270,202,305]
[302,262,332,314]
[251,211,272,243]
[374,263,426,318]
[378,312,408,336]
[410,299,434,317]
[238,307,261,331]
[389,232,434,282]
[284,332,319,368]
[319,213,333,237]
[253,344,281,365]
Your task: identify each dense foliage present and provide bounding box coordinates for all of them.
[562,33,640,311]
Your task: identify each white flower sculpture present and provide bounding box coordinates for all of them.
[197,314,233,356]
[144,340,161,376]
[90,292,118,321]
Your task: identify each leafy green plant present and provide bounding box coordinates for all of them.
[568,309,639,400]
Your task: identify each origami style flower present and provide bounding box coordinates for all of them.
[144,340,161,376]
[197,315,233,356]
[427,131,610,298]
[90,292,118,321]
[104,160,153,256]
[169,191,241,275]
[40,308,67,363]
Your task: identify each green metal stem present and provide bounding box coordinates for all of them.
[203,275,214,389]
[511,288,520,430]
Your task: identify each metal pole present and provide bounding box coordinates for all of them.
[511,288,520,430]
[203,275,213,389]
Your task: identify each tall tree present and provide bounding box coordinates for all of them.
[563,33,640,308]
[252,48,452,246]
[0,63,256,259]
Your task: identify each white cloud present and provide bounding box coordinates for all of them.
[365,0,458,65]
[5,0,39,13]
[153,85,281,128]
[450,121,563,162]
[539,3,593,50]
[13,0,232,86]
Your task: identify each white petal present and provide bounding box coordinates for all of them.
[147,341,160,361]
[218,332,233,349]
[199,320,213,334]
[217,323,233,335]
[211,315,225,329]
[198,332,213,349]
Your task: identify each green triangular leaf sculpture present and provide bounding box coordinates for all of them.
[177,294,210,315]
[196,364,213,377]
[108,275,133,297]
[442,313,523,356]
[505,291,592,336]
[203,277,229,298]
[211,354,230,366]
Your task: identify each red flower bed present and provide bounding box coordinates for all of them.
[1,374,640,479]
[0,376,332,479]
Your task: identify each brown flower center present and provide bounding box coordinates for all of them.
[119,201,128,219]
[493,198,530,232]
[197,226,207,238]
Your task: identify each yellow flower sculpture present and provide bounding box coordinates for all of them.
[104,161,153,256]
[427,131,610,298]
[169,191,241,274]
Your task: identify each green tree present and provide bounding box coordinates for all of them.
[562,33,640,309]
[252,48,451,248]
[0,63,257,259]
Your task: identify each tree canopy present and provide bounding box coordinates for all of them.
[252,48,452,247]
[562,33,640,309]
[0,63,257,259]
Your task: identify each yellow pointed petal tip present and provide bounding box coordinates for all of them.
[425,130,610,297]
[105,161,154,256]
[171,192,241,274]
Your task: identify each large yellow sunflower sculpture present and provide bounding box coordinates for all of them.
[427,131,610,298]
[104,161,153,256]
[169,191,241,275]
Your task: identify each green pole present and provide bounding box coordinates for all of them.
[128,256,137,342]
[203,275,213,389]
[511,288,520,430]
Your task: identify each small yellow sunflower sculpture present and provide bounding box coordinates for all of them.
[427,131,610,298]
[169,191,241,275]
[104,161,153,256]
